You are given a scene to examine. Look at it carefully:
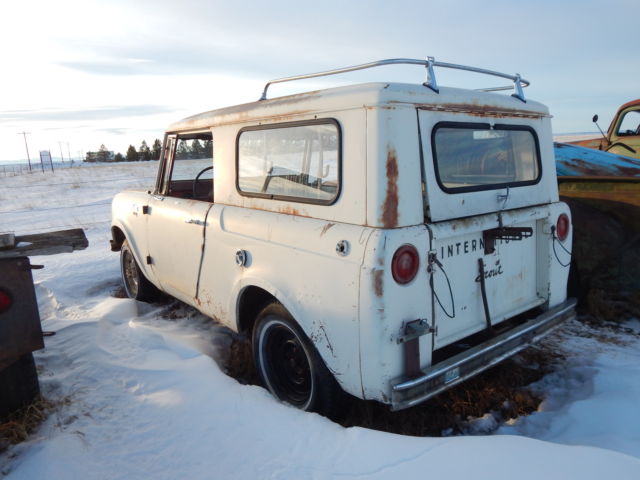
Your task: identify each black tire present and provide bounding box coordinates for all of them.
[120,239,160,302]
[252,302,345,417]
[0,353,40,420]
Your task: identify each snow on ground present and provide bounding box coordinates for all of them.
[2,163,640,479]
[553,133,600,143]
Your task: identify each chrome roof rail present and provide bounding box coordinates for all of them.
[259,57,530,103]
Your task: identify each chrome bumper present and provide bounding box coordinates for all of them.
[390,299,577,411]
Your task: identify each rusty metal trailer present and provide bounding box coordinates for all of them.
[0,229,87,419]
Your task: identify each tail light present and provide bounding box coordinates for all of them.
[392,245,419,285]
[0,289,12,314]
[556,213,570,242]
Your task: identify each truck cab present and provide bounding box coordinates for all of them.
[569,99,640,158]
[111,58,575,413]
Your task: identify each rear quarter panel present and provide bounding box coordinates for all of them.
[198,205,373,397]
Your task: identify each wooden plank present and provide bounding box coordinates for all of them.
[0,228,89,259]
[0,233,16,250]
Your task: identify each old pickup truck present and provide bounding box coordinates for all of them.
[111,58,576,415]
[554,100,640,317]
[568,99,640,159]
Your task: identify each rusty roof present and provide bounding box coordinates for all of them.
[168,82,550,132]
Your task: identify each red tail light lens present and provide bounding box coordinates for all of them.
[556,213,570,242]
[0,289,12,314]
[392,245,420,285]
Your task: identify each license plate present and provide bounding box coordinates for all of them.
[444,367,460,384]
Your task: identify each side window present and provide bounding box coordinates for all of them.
[616,110,640,136]
[161,132,214,200]
[237,120,340,204]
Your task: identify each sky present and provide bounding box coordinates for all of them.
[1,0,638,163]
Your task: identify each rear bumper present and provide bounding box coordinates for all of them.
[390,298,576,411]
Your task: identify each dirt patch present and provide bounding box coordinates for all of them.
[157,300,202,320]
[213,333,257,386]
[110,285,128,298]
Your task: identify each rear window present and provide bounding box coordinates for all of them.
[432,123,541,193]
[236,120,340,204]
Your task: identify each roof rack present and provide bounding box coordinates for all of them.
[259,57,530,103]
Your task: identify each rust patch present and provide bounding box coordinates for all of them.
[238,198,311,218]
[415,103,546,119]
[559,179,640,208]
[615,165,640,177]
[564,138,606,150]
[320,222,336,237]
[278,205,301,216]
[381,147,399,228]
[373,269,384,297]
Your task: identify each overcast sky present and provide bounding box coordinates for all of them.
[1,0,638,162]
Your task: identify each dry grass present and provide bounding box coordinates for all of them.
[0,396,56,453]
[122,298,565,435]
[215,329,559,435]
[338,347,558,436]
[584,289,640,324]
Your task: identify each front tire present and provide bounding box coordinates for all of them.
[120,239,159,302]
[252,302,345,417]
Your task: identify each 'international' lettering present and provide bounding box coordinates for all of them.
[439,235,529,259]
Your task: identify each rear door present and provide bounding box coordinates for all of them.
[427,209,547,348]
[417,112,549,347]
[418,111,552,222]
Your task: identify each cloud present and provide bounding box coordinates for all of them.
[95,127,132,136]
[0,105,177,123]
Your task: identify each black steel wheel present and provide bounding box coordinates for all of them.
[120,239,159,302]
[252,302,345,416]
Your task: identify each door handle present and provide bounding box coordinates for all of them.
[185,219,205,226]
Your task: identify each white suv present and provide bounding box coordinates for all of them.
[111,58,575,414]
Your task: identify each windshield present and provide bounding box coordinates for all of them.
[432,123,541,193]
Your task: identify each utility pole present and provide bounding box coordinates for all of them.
[66,142,71,165]
[58,141,65,163]
[18,132,33,172]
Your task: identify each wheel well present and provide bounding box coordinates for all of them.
[111,226,125,252]
[237,286,277,335]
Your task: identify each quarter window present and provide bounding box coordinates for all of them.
[432,123,541,193]
[237,121,340,204]
[161,132,214,201]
